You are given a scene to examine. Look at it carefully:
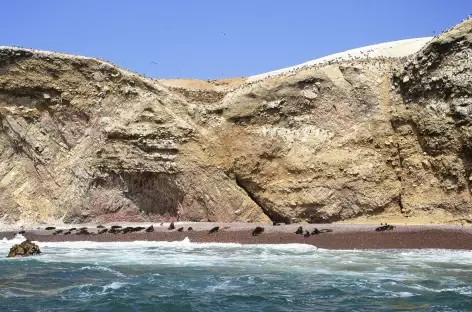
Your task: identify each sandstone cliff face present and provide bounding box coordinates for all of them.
[1,18,472,225]
[0,50,268,224]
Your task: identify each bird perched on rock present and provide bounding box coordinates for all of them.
[252,226,264,236]
[177,227,184,232]
[145,225,154,233]
[168,222,175,230]
[295,226,303,235]
[209,226,219,234]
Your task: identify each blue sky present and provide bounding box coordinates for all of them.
[1,0,471,79]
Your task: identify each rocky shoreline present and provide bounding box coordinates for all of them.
[2,223,472,250]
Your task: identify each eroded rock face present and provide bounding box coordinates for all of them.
[7,240,41,257]
[1,18,472,225]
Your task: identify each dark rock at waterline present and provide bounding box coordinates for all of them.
[45,227,56,230]
[252,226,264,236]
[63,231,71,235]
[7,240,41,258]
[177,227,184,232]
[311,228,320,235]
[295,226,303,235]
[304,230,311,237]
[168,222,175,230]
[188,227,193,231]
[209,226,219,234]
[145,225,154,233]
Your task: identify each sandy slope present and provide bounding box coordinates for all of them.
[248,37,432,82]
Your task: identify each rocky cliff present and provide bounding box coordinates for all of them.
[1,18,472,225]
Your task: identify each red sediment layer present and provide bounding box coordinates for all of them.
[3,229,472,250]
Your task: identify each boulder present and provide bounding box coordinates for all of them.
[7,240,41,258]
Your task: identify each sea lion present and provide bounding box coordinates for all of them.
[79,227,87,231]
[18,230,26,235]
[375,224,395,232]
[108,228,119,234]
[69,228,76,231]
[304,230,311,237]
[252,226,264,236]
[272,221,281,226]
[177,227,184,232]
[63,231,71,235]
[121,227,134,234]
[111,225,122,229]
[45,227,56,230]
[145,225,154,233]
[188,227,193,231]
[209,226,219,234]
[168,222,175,230]
[311,228,320,235]
[98,228,108,234]
[133,227,145,232]
[295,226,303,235]
[97,225,105,229]
[319,229,333,233]
[53,229,63,235]
[76,228,89,235]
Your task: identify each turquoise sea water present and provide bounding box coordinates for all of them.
[1,234,472,312]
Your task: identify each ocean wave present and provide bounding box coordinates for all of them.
[78,266,125,277]
[1,234,26,244]
[35,237,318,252]
[101,282,127,293]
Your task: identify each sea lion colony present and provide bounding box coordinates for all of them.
[15,222,398,237]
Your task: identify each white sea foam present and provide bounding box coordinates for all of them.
[79,266,125,277]
[28,237,318,253]
[1,233,26,245]
[101,282,127,293]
